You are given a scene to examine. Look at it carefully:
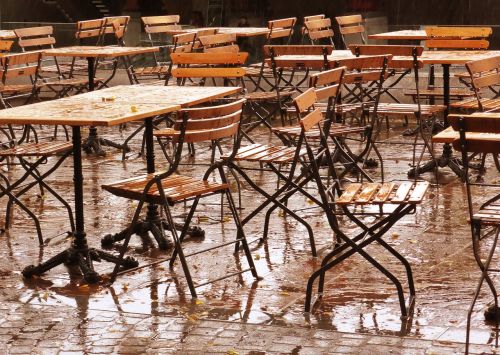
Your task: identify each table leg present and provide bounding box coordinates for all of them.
[81,57,130,156]
[22,126,138,283]
[407,64,467,180]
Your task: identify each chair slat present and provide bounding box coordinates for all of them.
[408,182,430,203]
[337,183,363,204]
[391,182,413,203]
[372,183,396,203]
[355,183,380,204]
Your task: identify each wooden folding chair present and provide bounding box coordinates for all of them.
[131,32,196,85]
[0,140,75,245]
[103,99,259,297]
[447,113,500,353]
[301,14,326,43]
[243,17,296,91]
[335,14,366,48]
[14,26,91,97]
[102,16,131,46]
[226,90,342,257]
[302,105,430,315]
[349,45,447,176]
[303,17,335,46]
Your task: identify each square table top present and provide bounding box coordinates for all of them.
[44,46,159,58]
[0,85,240,126]
[368,30,427,41]
[78,85,242,107]
[165,26,269,37]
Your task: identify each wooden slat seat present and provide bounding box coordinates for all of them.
[273,122,365,139]
[336,181,429,205]
[450,97,500,110]
[222,143,305,164]
[0,83,40,94]
[133,65,170,76]
[374,103,447,116]
[404,87,474,99]
[0,141,72,157]
[473,202,500,226]
[102,173,229,204]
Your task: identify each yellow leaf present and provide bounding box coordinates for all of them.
[130,105,138,112]
[227,350,239,355]
[41,291,49,301]
[223,216,231,223]
[195,299,204,305]
[391,232,399,239]
[279,291,289,296]
[122,283,129,291]
[254,253,261,260]
[198,216,209,223]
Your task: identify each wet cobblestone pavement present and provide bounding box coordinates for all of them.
[1,81,500,354]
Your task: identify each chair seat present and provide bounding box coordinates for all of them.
[336,181,429,205]
[225,143,306,164]
[102,173,229,204]
[472,202,500,226]
[450,97,500,111]
[134,65,170,76]
[43,77,97,87]
[0,83,38,94]
[243,66,273,77]
[273,122,365,139]
[404,88,474,99]
[374,103,446,116]
[0,141,73,157]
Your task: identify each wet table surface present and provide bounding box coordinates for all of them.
[164,26,270,37]
[369,29,428,41]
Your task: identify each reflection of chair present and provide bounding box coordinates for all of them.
[447,113,500,354]
[335,14,366,48]
[104,100,258,297]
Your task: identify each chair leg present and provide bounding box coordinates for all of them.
[163,203,197,298]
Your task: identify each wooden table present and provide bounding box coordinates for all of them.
[165,27,269,37]
[0,84,241,281]
[0,30,16,40]
[368,30,427,41]
[0,87,179,282]
[432,125,500,144]
[45,46,160,155]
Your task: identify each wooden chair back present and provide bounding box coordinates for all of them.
[173,99,245,148]
[425,26,492,50]
[173,99,245,143]
[75,19,105,43]
[304,18,335,46]
[449,114,500,154]
[267,17,297,44]
[309,66,345,103]
[197,33,239,53]
[349,44,424,69]
[14,26,56,50]
[466,56,500,111]
[335,14,366,47]
[0,51,42,85]
[331,55,391,83]
[302,14,326,41]
[142,15,181,34]
[171,52,248,79]
[103,16,130,45]
[264,45,334,70]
